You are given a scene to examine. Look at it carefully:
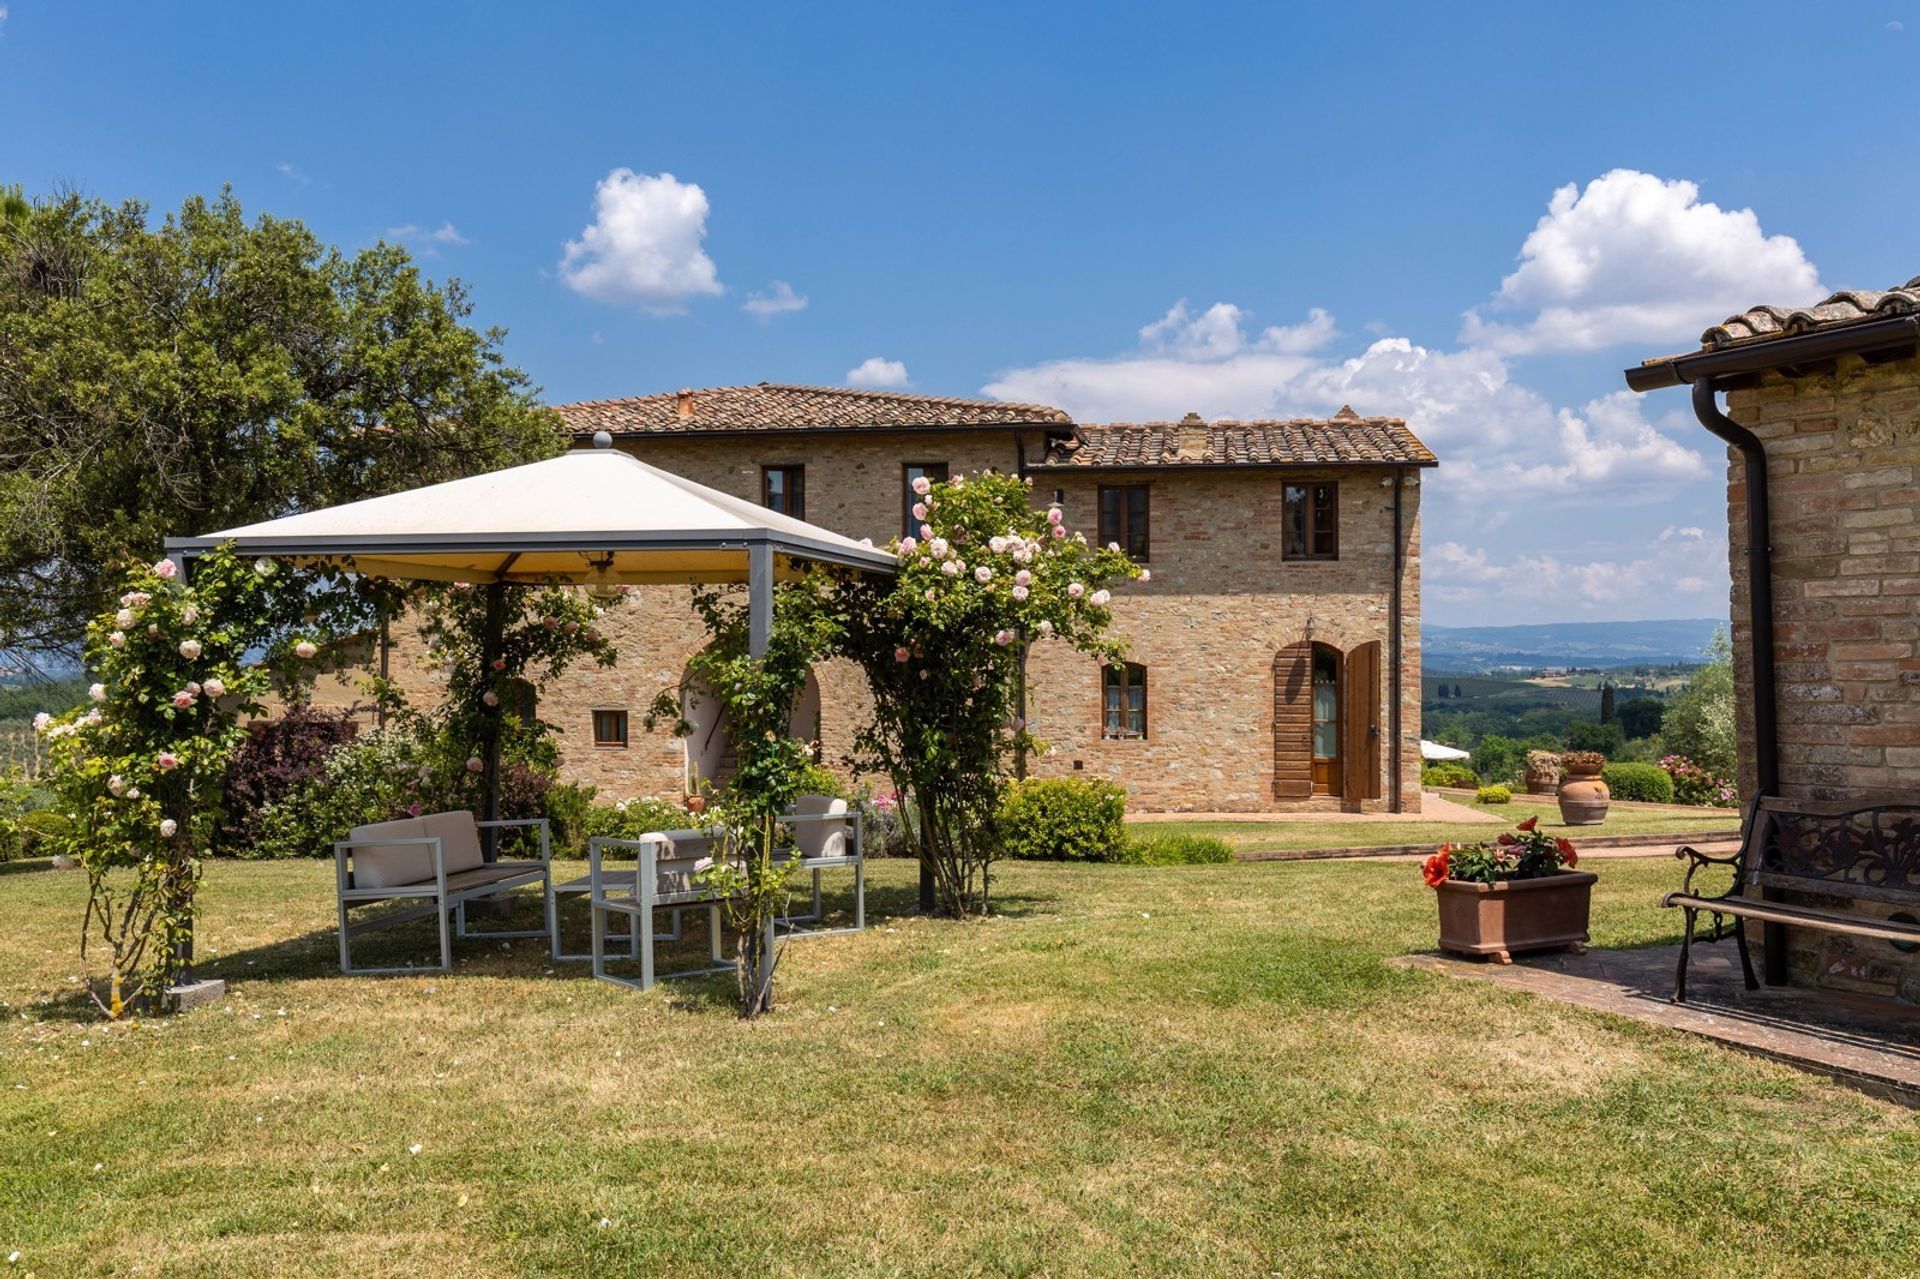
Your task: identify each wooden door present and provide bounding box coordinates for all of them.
[1272,643,1313,800]
[1341,640,1383,801]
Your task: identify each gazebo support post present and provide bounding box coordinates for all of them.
[479,582,508,862]
[747,542,772,659]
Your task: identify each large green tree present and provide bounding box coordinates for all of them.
[0,184,562,652]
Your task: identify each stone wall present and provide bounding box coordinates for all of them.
[1722,354,1920,1002]
[314,430,1425,813]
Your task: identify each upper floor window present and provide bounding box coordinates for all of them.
[1101,663,1148,740]
[1283,482,1338,560]
[592,708,629,748]
[761,465,805,520]
[903,462,949,537]
[1098,485,1150,561]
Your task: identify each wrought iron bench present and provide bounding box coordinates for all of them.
[1665,796,1920,1002]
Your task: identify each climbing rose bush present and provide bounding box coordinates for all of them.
[39,547,370,1016]
[834,471,1142,917]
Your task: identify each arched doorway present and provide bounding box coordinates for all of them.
[682,664,824,792]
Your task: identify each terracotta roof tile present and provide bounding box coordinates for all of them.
[1036,410,1437,469]
[557,382,1072,435]
[1699,276,1920,349]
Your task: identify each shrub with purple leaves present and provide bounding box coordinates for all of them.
[218,703,361,853]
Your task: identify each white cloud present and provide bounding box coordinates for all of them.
[1460,169,1823,354]
[743,280,808,319]
[984,303,1337,421]
[1426,532,1729,621]
[277,161,311,186]
[846,357,911,390]
[559,169,723,314]
[384,222,470,256]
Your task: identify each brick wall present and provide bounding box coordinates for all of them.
[315,430,1425,814]
[1723,354,1920,1001]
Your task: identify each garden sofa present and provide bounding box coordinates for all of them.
[335,809,553,975]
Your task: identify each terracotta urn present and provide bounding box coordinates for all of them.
[684,793,707,816]
[1523,752,1561,795]
[1434,871,1596,964]
[1556,760,1610,826]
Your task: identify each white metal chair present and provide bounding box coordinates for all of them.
[334,810,552,975]
[587,829,735,991]
[774,796,865,937]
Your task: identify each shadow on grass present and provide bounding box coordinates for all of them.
[0,857,62,878]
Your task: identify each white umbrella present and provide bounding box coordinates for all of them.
[1420,739,1471,762]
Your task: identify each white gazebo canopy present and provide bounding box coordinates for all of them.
[165,436,897,654]
[1420,739,1471,762]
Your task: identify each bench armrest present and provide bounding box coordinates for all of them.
[478,816,551,863]
[1674,843,1743,899]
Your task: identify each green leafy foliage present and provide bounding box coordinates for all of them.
[996,777,1128,863]
[1601,762,1675,804]
[581,796,697,844]
[0,186,562,653]
[1475,785,1512,804]
[1616,696,1666,740]
[1123,831,1233,866]
[1662,632,1737,782]
[832,471,1141,915]
[1563,719,1625,756]
[1421,761,1478,789]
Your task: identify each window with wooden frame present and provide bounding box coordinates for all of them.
[761,465,805,520]
[1283,482,1339,560]
[1101,663,1148,740]
[591,708,629,748]
[1097,484,1150,560]
[902,462,949,536]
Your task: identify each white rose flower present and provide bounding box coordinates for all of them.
[294,640,318,660]
[89,683,107,703]
[114,609,135,629]
[178,639,202,661]
[159,818,178,838]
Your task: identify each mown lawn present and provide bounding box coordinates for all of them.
[2,854,1915,1278]
[1142,793,1744,854]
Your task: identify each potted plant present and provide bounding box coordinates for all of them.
[1524,749,1561,795]
[1422,817,1594,963]
[1556,750,1609,825]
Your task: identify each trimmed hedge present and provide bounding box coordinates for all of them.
[1476,785,1512,805]
[1422,761,1479,789]
[997,778,1127,862]
[1125,832,1234,866]
[1602,762,1675,804]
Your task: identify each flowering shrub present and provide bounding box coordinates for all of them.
[1421,816,1579,887]
[38,547,372,1016]
[1661,754,1738,808]
[833,471,1141,916]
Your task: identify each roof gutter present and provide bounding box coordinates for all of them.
[1624,315,1920,392]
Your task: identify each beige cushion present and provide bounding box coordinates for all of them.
[643,829,723,897]
[418,809,485,875]
[789,796,850,860]
[347,817,431,888]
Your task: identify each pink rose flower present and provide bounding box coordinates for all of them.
[1090,589,1111,606]
[899,536,918,555]
[202,678,226,698]
[563,621,579,634]
[1037,620,1053,636]
[107,775,126,797]
[974,566,992,583]
[1067,582,1085,599]
[153,559,178,580]
[1014,569,1031,585]
[940,561,960,577]
[115,609,135,629]
[912,475,932,496]
[1047,508,1063,525]
[108,631,125,648]
[1050,525,1066,539]
[466,757,485,773]
[127,786,141,799]
[483,690,500,707]
[294,640,318,660]
[156,752,179,771]
[407,803,423,817]
[1011,585,1029,601]
[178,639,202,660]
[923,589,936,600]
[1139,568,1151,582]
[32,712,51,732]
[912,502,928,520]
[543,616,559,630]
[171,690,195,709]
[893,646,911,663]
[994,630,1015,646]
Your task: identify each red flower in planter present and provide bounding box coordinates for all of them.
[1557,837,1578,867]
[1517,816,1539,833]
[1422,847,1452,888]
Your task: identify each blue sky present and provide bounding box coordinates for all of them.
[4,2,1916,625]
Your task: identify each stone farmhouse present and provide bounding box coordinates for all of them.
[351,384,1436,814]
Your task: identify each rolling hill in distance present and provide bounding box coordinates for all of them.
[1422,618,1726,671]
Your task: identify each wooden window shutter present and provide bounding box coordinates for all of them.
[1272,642,1313,800]
[1342,640,1383,800]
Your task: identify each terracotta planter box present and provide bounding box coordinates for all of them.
[1434,871,1597,964]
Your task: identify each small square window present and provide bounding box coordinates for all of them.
[761,465,805,520]
[903,462,949,537]
[1098,484,1150,560]
[592,708,629,748]
[1283,482,1339,560]
[1101,663,1147,740]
